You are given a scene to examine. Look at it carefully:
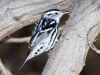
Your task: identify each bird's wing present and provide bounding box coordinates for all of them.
[28,18,57,51]
[28,29,52,52]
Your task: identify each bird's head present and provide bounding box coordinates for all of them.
[42,9,69,23]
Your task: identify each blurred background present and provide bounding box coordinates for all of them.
[0,14,100,75]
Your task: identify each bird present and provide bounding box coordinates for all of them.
[19,9,69,69]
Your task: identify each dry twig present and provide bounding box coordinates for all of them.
[87,24,100,54]
[4,37,30,43]
[0,59,12,75]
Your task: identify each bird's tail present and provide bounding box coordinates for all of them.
[19,50,36,69]
[19,57,28,69]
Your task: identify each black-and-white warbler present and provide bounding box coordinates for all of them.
[19,9,69,69]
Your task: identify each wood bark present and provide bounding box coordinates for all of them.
[0,0,100,75]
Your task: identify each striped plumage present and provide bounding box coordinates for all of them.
[19,9,69,69]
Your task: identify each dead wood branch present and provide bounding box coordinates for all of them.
[4,36,30,43]
[87,24,100,53]
[0,59,12,75]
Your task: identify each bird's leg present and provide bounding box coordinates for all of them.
[58,33,61,40]
[47,50,55,60]
[47,50,52,56]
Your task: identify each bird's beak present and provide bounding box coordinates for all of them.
[63,11,70,15]
[59,11,70,18]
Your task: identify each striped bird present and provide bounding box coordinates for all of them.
[19,9,69,69]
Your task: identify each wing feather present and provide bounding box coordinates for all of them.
[28,18,56,50]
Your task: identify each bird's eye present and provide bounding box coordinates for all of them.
[55,12,58,15]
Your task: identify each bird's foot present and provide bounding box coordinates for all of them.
[47,50,55,60]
